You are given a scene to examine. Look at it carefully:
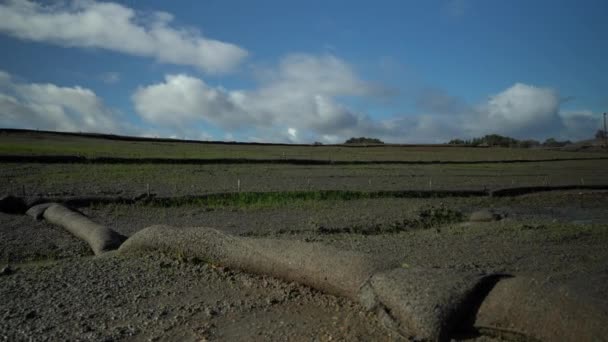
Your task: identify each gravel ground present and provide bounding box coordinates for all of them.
[1,190,607,340]
[0,254,396,341]
[0,213,89,263]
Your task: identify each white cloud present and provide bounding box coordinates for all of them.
[131,53,599,143]
[286,127,299,143]
[0,0,247,73]
[467,83,563,138]
[132,74,245,129]
[0,70,125,133]
[418,83,600,142]
[132,54,384,140]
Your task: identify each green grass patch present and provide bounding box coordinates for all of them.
[133,190,483,209]
[145,191,378,209]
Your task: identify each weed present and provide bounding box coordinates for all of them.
[416,205,464,228]
[311,205,464,235]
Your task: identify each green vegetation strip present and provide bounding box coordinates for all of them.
[19,185,608,211]
[126,190,487,208]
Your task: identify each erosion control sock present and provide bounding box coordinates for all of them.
[43,204,126,255]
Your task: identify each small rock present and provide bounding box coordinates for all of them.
[205,308,217,317]
[266,298,279,306]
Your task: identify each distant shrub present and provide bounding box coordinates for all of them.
[344,137,384,145]
[516,139,541,148]
[447,139,466,145]
[448,134,521,147]
[542,138,572,147]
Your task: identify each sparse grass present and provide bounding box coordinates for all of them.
[241,204,465,236]
[315,205,464,234]
[131,191,484,210]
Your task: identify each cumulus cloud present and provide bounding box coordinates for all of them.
[132,54,386,142]
[131,53,599,143]
[0,70,125,133]
[133,74,246,129]
[0,0,247,73]
[465,83,563,138]
[410,83,602,142]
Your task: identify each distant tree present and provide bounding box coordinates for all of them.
[482,134,519,147]
[448,134,519,147]
[313,141,324,146]
[448,139,466,145]
[595,129,607,140]
[344,137,384,144]
[447,134,543,148]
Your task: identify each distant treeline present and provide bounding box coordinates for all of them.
[448,134,572,148]
[344,137,385,145]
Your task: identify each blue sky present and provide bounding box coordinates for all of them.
[0,0,606,143]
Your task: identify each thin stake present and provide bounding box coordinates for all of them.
[604,113,608,148]
[237,178,241,192]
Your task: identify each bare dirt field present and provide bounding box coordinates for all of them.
[1,132,608,341]
[2,160,608,198]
